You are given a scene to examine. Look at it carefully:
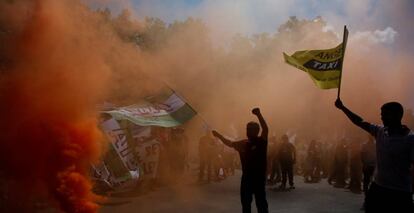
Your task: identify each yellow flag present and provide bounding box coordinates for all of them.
[283,26,348,90]
[283,43,345,89]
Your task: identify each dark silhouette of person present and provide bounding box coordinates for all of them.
[348,139,362,193]
[223,145,237,176]
[198,132,214,182]
[268,137,281,185]
[360,135,376,210]
[278,134,296,190]
[170,128,189,178]
[320,141,331,179]
[335,99,414,213]
[212,108,269,213]
[304,140,322,183]
[328,138,348,188]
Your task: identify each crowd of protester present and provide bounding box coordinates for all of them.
[264,135,376,196]
[150,127,191,186]
[93,102,413,213]
[199,130,378,195]
[198,128,377,196]
[91,102,413,213]
[198,132,239,183]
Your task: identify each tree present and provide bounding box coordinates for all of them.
[136,17,167,51]
[112,9,141,43]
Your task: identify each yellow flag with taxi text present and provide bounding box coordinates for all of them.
[283,27,348,89]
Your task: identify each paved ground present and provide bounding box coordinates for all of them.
[99,171,364,213]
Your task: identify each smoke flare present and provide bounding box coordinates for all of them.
[0,0,111,212]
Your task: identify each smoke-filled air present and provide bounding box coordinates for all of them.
[0,0,413,212]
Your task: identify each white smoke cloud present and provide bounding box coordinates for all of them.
[351,27,398,44]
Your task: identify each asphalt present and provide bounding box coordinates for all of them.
[99,171,364,213]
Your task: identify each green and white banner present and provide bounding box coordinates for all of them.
[105,89,196,127]
[99,118,139,185]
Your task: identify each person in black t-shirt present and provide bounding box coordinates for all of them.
[212,108,269,213]
[278,134,296,190]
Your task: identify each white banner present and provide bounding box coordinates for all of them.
[135,139,161,179]
[100,118,139,171]
[98,118,161,183]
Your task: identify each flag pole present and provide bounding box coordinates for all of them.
[337,25,348,99]
[337,25,349,99]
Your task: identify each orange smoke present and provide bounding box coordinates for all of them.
[0,0,110,212]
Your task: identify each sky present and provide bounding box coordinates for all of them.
[122,0,414,51]
[87,0,414,108]
[127,1,410,29]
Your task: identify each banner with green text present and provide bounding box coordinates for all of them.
[105,88,197,127]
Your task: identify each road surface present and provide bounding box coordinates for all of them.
[99,171,363,213]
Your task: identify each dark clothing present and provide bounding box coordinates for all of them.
[361,142,376,167]
[231,138,268,179]
[171,133,189,174]
[305,144,322,182]
[278,142,295,187]
[240,177,268,213]
[279,142,296,164]
[280,161,294,187]
[369,125,414,192]
[365,125,414,212]
[365,182,413,213]
[229,137,268,213]
[223,148,236,175]
[269,158,281,183]
[349,143,362,192]
[199,158,212,181]
[329,142,347,187]
[267,142,280,182]
[363,165,375,203]
[361,141,376,200]
[199,136,214,181]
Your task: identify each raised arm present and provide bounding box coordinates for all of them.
[252,108,268,139]
[335,99,371,133]
[212,130,233,148]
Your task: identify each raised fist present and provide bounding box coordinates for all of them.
[252,108,260,115]
[335,99,344,109]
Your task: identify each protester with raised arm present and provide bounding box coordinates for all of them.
[335,99,414,212]
[212,108,269,213]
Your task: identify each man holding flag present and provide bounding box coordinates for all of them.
[335,99,414,212]
[284,26,414,212]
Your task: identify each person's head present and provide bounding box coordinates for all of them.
[381,102,403,127]
[246,121,260,139]
[281,134,289,143]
